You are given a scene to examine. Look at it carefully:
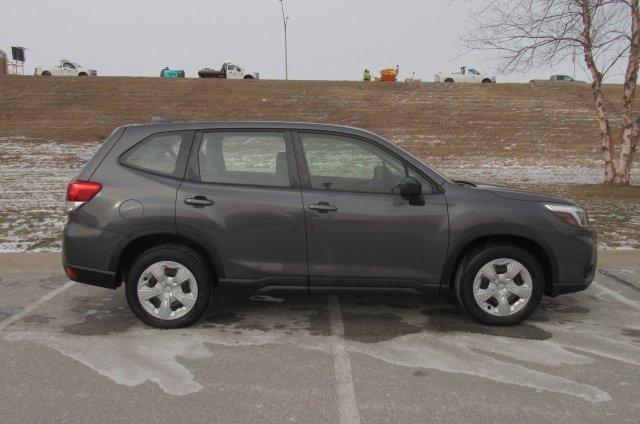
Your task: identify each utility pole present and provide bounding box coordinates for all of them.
[278,0,289,80]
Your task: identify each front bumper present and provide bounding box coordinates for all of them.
[547,228,597,297]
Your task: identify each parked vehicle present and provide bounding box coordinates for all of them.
[434,66,495,83]
[160,67,185,78]
[375,65,400,82]
[198,62,259,79]
[35,59,97,77]
[530,75,586,83]
[63,121,596,328]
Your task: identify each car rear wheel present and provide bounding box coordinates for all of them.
[125,244,212,328]
[78,72,88,76]
[41,71,51,76]
[444,78,454,83]
[454,244,543,325]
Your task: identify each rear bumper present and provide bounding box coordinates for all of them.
[62,261,119,289]
[62,219,123,290]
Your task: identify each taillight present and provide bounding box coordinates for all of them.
[66,180,102,212]
[65,266,78,280]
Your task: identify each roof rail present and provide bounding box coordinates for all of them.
[150,116,173,124]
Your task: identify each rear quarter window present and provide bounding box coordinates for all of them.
[121,132,192,178]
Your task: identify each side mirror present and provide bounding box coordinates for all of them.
[399,177,425,206]
[399,177,421,198]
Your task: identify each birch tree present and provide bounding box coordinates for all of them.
[462,0,639,185]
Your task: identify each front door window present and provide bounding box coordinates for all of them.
[300,133,432,194]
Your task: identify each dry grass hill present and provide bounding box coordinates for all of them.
[0,76,638,249]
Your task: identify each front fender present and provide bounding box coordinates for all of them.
[440,223,559,287]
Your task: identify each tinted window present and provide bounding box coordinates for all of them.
[198,132,291,187]
[408,168,434,194]
[122,133,187,176]
[301,133,409,194]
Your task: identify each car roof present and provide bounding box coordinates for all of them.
[124,120,383,140]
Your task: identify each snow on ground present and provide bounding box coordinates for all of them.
[0,137,100,251]
[0,136,637,251]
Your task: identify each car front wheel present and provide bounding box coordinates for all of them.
[125,245,212,328]
[454,244,544,325]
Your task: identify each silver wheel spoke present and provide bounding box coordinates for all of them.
[148,263,165,282]
[157,296,172,319]
[173,291,196,309]
[474,287,497,303]
[173,266,190,285]
[480,264,498,282]
[506,262,523,280]
[507,282,532,299]
[497,293,511,315]
[138,285,163,300]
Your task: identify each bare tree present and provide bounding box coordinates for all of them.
[462,0,639,185]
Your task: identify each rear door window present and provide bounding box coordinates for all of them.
[197,132,292,187]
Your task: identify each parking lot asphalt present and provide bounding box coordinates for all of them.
[1,252,640,424]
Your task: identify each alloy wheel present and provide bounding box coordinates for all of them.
[472,258,533,316]
[137,261,198,320]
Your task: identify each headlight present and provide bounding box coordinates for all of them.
[543,203,589,227]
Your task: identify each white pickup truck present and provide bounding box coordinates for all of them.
[434,66,495,83]
[35,60,97,77]
[198,62,259,79]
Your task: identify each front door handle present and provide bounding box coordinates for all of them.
[308,202,338,213]
[184,196,214,207]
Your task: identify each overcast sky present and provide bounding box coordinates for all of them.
[3,0,591,82]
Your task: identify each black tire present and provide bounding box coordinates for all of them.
[243,75,254,79]
[78,72,88,76]
[444,78,454,83]
[454,243,544,326]
[125,244,213,328]
[41,71,51,76]
[482,78,493,83]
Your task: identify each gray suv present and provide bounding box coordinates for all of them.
[62,121,596,328]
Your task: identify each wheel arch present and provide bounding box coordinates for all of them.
[481,78,493,83]
[444,77,454,83]
[112,233,223,284]
[442,233,557,295]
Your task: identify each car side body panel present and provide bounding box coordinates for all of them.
[301,189,449,290]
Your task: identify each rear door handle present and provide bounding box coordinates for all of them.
[308,202,338,213]
[184,196,214,207]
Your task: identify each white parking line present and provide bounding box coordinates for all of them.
[593,280,640,312]
[328,295,360,424]
[0,281,75,331]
